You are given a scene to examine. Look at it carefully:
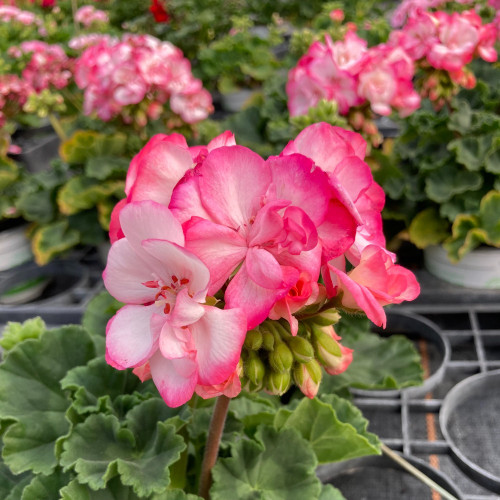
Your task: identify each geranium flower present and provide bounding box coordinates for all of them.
[170,145,357,329]
[103,200,246,407]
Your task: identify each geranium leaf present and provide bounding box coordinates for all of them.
[21,468,71,500]
[0,457,32,500]
[210,426,321,500]
[229,392,278,435]
[425,164,482,203]
[81,291,123,353]
[408,208,449,249]
[319,484,346,500]
[60,479,202,500]
[319,316,423,393]
[61,357,155,417]
[0,326,96,475]
[0,317,47,351]
[31,220,80,266]
[60,404,186,497]
[448,136,492,171]
[276,396,380,464]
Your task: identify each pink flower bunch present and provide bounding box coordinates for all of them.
[287,31,421,131]
[74,34,213,125]
[75,5,109,28]
[390,8,498,105]
[0,5,41,26]
[0,74,31,127]
[103,123,420,407]
[10,41,71,92]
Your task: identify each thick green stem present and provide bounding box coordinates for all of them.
[48,114,67,142]
[381,443,458,500]
[198,395,230,499]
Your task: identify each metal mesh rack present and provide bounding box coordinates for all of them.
[353,269,500,500]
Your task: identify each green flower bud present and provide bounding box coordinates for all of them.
[311,308,341,327]
[244,328,263,350]
[268,341,294,373]
[287,335,314,363]
[243,350,266,385]
[311,324,342,365]
[266,369,291,396]
[262,330,275,351]
[293,359,322,398]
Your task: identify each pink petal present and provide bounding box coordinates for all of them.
[198,146,270,229]
[317,200,357,261]
[267,154,331,225]
[109,198,126,244]
[105,304,159,369]
[190,305,247,385]
[225,264,299,329]
[128,141,193,206]
[169,172,212,225]
[245,247,284,289]
[170,288,205,327]
[141,239,210,300]
[103,238,159,304]
[269,243,322,282]
[149,352,198,407]
[333,156,373,205]
[247,200,287,248]
[158,320,194,359]
[119,201,185,255]
[184,218,248,295]
[207,130,236,150]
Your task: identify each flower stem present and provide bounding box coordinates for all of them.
[48,114,67,142]
[381,443,458,500]
[198,395,231,500]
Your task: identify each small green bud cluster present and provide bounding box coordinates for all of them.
[240,308,348,398]
[23,89,65,117]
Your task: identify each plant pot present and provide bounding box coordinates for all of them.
[317,453,464,499]
[440,369,500,493]
[0,221,33,272]
[220,88,256,113]
[9,124,60,173]
[424,245,500,289]
[0,260,89,306]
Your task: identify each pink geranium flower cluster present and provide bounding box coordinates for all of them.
[0,5,41,27]
[103,123,420,407]
[9,41,72,92]
[0,74,31,127]
[74,34,213,126]
[287,31,421,138]
[74,5,109,28]
[390,8,498,102]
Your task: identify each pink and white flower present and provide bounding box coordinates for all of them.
[103,200,247,407]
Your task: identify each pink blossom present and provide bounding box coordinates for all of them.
[323,245,420,328]
[169,145,357,329]
[74,34,212,125]
[427,12,478,71]
[329,9,344,22]
[15,41,71,92]
[269,273,326,335]
[0,74,32,127]
[75,5,109,27]
[103,200,247,407]
[318,326,353,376]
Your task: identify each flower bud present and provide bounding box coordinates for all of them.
[262,329,275,351]
[266,369,291,396]
[293,359,322,398]
[311,308,341,327]
[244,328,263,350]
[311,324,353,375]
[287,335,314,363]
[268,341,294,373]
[243,350,266,385]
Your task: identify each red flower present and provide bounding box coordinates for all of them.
[150,0,169,23]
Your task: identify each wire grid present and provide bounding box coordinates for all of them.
[354,268,500,500]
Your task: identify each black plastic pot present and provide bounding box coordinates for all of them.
[318,453,464,500]
[440,369,500,493]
